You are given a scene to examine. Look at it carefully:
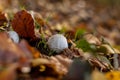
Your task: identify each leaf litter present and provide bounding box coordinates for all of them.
[0,0,120,80]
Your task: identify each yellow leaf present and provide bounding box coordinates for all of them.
[105,71,120,80]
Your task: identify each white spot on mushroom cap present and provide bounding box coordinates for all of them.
[8,31,19,43]
[47,34,68,53]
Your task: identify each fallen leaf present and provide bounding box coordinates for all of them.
[89,58,110,71]
[105,71,120,80]
[19,39,41,59]
[12,10,36,40]
[84,34,101,45]
[0,32,21,64]
[75,38,92,52]
[0,63,19,80]
[92,70,107,80]
[0,32,31,65]
[30,58,63,79]
[0,12,7,26]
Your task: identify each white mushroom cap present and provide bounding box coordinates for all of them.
[8,31,19,43]
[47,34,68,53]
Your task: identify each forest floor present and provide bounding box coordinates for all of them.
[0,0,120,80]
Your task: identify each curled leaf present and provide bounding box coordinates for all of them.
[12,10,36,40]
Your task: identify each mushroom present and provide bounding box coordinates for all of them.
[47,34,68,53]
[8,31,19,43]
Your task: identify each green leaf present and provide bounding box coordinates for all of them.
[75,38,99,53]
[75,29,86,41]
[76,39,91,52]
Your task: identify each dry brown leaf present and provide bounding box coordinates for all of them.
[92,70,107,80]
[0,32,31,65]
[12,10,36,40]
[55,55,72,69]
[0,12,7,26]
[61,48,75,59]
[84,34,101,45]
[65,30,75,39]
[31,11,53,36]
[0,32,21,64]
[89,58,110,71]
[0,63,19,80]
[19,40,38,59]
[31,58,64,79]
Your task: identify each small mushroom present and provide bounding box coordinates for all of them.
[47,34,68,53]
[8,31,19,43]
